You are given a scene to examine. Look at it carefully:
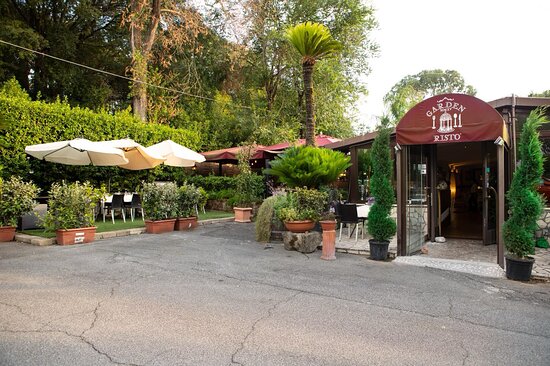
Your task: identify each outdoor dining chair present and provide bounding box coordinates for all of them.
[337,203,366,242]
[124,193,144,222]
[104,194,125,224]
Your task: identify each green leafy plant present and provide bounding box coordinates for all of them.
[141,182,179,221]
[273,188,328,222]
[0,176,39,227]
[42,181,102,231]
[177,183,202,218]
[367,127,397,242]
[255,196,278,242]
[234,145,263,207]
[266,146,351,188]
[503,108,548,258]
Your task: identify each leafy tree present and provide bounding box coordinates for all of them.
[384,69,476,124]
[0,0,129,109]
[286,22,342,146]
[529,90,550,97]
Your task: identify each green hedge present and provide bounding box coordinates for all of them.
[185,175,265,200]
[0,79,201,192]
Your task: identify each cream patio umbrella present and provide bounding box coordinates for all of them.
[102,138,165,170]
[25,138,129,166]
[145,140,206,167]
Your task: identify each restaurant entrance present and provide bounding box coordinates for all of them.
[395,94,508,267]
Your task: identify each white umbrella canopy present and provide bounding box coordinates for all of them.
[145,140,206,167]
[25,138,129,166]
[102,138,166,170]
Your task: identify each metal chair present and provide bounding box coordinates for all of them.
[337,203,365,242]
[124,193,144,222]
[106,194,125,224]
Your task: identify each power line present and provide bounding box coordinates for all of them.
[0,38,252,109]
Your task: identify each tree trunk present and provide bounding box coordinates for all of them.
[131,54,148,121]
[302,63,316,146]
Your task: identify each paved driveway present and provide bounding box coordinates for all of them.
[1,222,549,365]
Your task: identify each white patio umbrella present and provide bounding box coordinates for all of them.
[25,138,129,166]
[145,140,206,167]
[102,138,165,170]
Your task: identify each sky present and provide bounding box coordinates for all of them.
[358,0,550,130]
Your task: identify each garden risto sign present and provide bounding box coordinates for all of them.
[396,93,509,145]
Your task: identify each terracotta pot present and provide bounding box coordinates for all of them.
[56,227,96,245]
[175,217,199,231]
[145,219,176,234]
[319,220,337,231]
[284,220,315,233]
[0,226,16,242]
[234,207,252,223]
[320,221,337,261]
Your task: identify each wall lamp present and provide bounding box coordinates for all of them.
[494,136,504,146]
[394,143,402,151]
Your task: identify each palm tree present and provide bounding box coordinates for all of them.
[286,22,342,146]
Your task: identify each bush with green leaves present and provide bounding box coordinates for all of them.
[0,79,201,192]
[42,181,102,231]
[177,183,202,217]
[503,108,548,258]
[266,146,351,189]
[141,182,179,221]
[274,188,328,222]
[0,176,39,227]
[255,196,278,242]
[234,145,264,207]
[367,127,396,242]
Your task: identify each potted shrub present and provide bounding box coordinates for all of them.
[0,176,39,242]
[502,109,548,281]
[42,181,101,245]
[175,183,201,230]
[141,182,178,234]
[234,145,262,222]
[367,126,397,260]
[274,188,327,233]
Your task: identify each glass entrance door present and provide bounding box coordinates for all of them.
[482,142,498,245]
[405,145,430,254]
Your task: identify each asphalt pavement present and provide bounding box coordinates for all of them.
[1,222,549,365]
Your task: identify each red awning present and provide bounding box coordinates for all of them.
[201,145,265,162]
[396,93,509,146]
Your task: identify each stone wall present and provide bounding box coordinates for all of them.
[536,208,550,241]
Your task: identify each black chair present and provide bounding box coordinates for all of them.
[104,194,125,224]
[337,203,366,242]
[124,193,144,222]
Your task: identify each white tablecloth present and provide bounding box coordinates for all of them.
[356,204,370,218]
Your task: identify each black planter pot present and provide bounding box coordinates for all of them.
[505,255,535,281]
[369,239,389,260]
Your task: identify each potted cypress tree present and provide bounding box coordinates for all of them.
[233,145,260,223]
[0,176,39,242]
[502,108,548,281]
[367,126,396,260]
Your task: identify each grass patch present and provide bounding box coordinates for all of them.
[20,210,234,238]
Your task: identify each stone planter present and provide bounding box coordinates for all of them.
[56,227,96,245]
[0,226,16,242]
[175,216,198,231]
[234,207,252,223]
[145,219,176,234]
[505,255,534,281]
[284,220,315,233]
[320,220,337,260]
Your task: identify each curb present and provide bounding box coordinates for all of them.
[15,217,235,246]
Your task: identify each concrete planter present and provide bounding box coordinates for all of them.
[145,219,176,234]
[234,207,252,223]
[56,227,96,245]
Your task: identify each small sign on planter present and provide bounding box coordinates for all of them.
[74,232,85,244]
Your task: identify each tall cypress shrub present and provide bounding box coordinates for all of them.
[502,108,548,258]
[367,127,396,242]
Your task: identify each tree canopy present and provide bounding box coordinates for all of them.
[383,69,476,124]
